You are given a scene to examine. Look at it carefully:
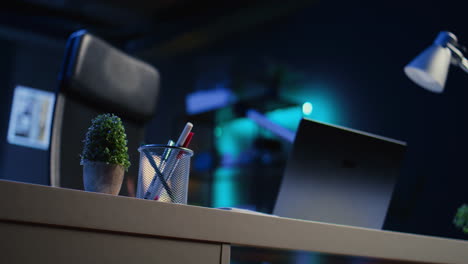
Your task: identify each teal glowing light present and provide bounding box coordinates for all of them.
[215,118,259,157]
[281,81,342,124]
[212,167,239,208]
[264,106,302,138]
[302,102,313,116]
[214,126,223,137]
[212,106,303,207]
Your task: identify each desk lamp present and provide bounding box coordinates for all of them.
[404,31,468,93]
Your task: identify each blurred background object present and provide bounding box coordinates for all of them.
[0,0,467,242]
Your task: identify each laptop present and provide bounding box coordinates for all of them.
[273,118,406,229]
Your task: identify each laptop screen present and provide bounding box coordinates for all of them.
[274,118,406,229]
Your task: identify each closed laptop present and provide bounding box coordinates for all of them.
[274,118,406,229]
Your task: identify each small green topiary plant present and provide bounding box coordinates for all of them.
[454,204,468,234]
[81,113,130,170]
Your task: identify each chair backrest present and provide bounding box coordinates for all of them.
[50,30,160,196]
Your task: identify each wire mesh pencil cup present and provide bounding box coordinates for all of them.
[136,144,194,204]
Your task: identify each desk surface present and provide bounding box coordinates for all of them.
[1,180,467,264]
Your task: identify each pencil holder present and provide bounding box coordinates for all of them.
[136,144,194,204]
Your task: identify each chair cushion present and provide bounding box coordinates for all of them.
[60,30,159,122]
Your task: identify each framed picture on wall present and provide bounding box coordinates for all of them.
[7,85,55,150]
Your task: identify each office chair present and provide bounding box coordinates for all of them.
[49,30,160,196]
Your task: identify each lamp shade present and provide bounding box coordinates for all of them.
[404,44,452,93]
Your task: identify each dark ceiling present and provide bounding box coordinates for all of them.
[1,0,316,58]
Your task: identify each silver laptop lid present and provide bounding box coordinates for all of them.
[274,118,406,229]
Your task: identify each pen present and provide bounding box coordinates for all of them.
[159,122,193,176]
[160,140,175,170]
[175,122,193,147]
[159,132,194,202]
[142,149,174,201]
[142,140,174,200]
[178,132,194,158]
[164,131,194,189]
[166,132,195,177]
[146,122,193,201]
[183,132,194,148]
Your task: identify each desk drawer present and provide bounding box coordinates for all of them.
[0,221,223,264]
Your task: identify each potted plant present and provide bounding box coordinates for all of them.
[81,113,131,194]
[454,204,468,234]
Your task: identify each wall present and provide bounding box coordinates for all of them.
[0,32,64,184]
[0,40,15,176]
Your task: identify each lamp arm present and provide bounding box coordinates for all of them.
[447,43,468,74]
[459,58,468,74]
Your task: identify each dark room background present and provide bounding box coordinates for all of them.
[1,0,467,241]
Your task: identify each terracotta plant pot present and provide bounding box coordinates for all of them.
[82,160,124,195]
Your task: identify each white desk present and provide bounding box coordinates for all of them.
[0,180,467,263]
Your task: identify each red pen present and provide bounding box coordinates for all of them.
[177,132,194,159]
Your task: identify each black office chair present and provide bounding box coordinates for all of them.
[49,30,160,196]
